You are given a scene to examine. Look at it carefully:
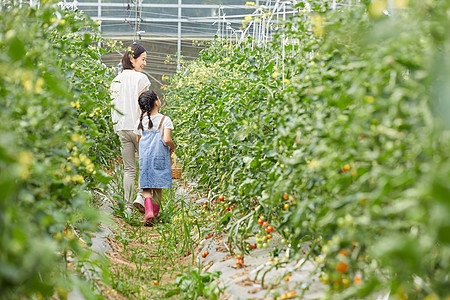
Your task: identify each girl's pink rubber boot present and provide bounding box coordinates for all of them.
[144,197,154,224]
[153,202,160,218]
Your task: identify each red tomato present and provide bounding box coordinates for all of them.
[266,225,274,233]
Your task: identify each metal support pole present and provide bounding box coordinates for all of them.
[222,11,226,40]
[282,2,286,89]
[177,0,182,70]
[134,0,138,40]
[98,0,102,47]
[217,8,221,38]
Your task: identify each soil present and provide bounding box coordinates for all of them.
[97,214,201,299]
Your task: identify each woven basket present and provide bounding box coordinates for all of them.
[171,155,182,179]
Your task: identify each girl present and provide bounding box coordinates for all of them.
[135,90,176,224]
[110,43,150,213]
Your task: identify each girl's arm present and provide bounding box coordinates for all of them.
[163,128,176,155]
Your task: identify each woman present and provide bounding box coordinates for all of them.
[110,43,150,215]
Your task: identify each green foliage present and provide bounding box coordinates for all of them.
[166,268,223,300]
[0,0,120,298]
[166,0,450,298]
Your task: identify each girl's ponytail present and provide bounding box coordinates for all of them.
[138,110,145,131]
[146,102,154,129]
[138,90,158,131]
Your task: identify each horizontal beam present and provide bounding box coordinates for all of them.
[92,16,243,23]
[76,3,260,9]
[100,35,215,40]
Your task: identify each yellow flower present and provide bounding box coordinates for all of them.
[283,78,290,85]
[423,294,440,300]
[18,151,33,179]
[21,70,34,92]
[70,101,80,109]
[34,77,44,94]
[311,14,324,37]
[86,163,95,173]
[18,151,33,166]
[245,1,256,6]
[71,175,84,183]
[394,0,408,8]
[51,17,66,25]
[369,0,387,17]
[79,154,88,164]
[272,71,281,78]
[71,157,81,166]
[365,95,375,103]
[244,15,252,22]
[71,133,86,143]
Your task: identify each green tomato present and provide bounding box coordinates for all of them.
[262,243,268,248]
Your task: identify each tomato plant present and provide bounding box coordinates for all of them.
[0,1,120,298]
[165,0,450,298]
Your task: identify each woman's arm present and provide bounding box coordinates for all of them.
[137,135,141,143]
[163,128,176,155]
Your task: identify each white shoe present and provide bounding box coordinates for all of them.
[133,193,145,214]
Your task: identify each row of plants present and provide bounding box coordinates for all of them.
[99,163,224,299]
[165,0,450,298]
[0,1,122,298]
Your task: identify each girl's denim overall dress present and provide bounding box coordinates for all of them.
[139,115,172,189]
